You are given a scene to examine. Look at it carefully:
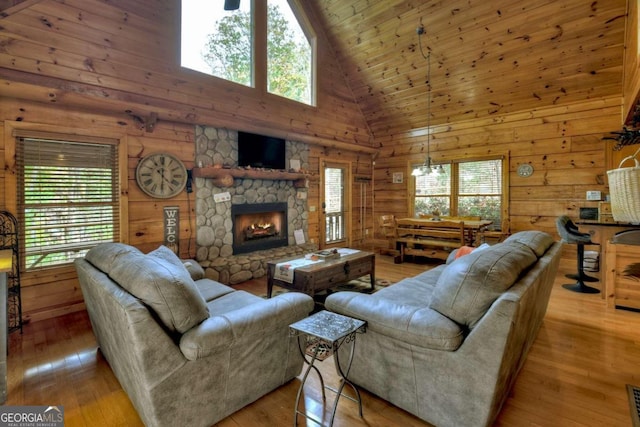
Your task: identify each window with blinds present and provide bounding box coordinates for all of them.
[16,135,119,270]
[413,158,504,229]
[458,159,502,226]
[415,164,452,216]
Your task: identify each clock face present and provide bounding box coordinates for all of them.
[517,163,534,177]
[136,153,188,198]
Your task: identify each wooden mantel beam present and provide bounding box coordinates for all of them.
[0,68,378,155]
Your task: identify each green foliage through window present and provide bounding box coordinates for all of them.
[17,137,119,270]
[202,4,253,87]
[181,0,314,105]
[267,0,312,104]
[414,159,503,228]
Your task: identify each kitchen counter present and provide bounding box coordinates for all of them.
[577,221,640,227]
[575,222,640,301]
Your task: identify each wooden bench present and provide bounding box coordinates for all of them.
[395,218,466,262]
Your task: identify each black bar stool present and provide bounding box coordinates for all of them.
[555,216,600,294]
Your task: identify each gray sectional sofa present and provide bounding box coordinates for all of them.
[75,243,314,427]
[325,231,562,427]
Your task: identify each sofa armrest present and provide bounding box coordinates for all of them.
[325,292,463,351]
[179,292,314,360]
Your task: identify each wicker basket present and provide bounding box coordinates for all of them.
[607,148,640,224]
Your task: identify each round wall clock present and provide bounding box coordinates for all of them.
[136,153,188,198]
[517,163,534,177]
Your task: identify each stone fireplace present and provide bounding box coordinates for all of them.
[231,202,288,254]
[194,125,311,265]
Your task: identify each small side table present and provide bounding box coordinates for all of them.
[289,310,367,427]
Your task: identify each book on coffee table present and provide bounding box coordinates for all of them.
[314,250,340,260]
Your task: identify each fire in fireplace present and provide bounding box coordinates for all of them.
[231,203,288,254]
[245,222,277,240]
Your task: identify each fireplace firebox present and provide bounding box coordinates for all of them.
[231,203,288,254]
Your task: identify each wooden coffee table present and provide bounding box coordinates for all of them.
[266,250,375,298]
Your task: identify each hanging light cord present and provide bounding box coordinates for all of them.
[417,25,432,171]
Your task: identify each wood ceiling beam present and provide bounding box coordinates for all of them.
[0,68,379,155]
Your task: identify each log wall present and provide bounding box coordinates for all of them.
[0,0,377,321]
[0,0,374,151]
[373,96,623,240]
[0,0,635,321]
[0,98,373,322]
[623,0,640,122]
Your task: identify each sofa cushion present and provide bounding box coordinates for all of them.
[326,292,464,351]
[108,247,209,334]
[85,242,143,273]
[146,245,206,280]
[194,278,235,302]
[429,242,538,328]
[503,230,555,257]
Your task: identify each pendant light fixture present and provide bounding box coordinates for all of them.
[224,0,240,11]
[412,24,443,176]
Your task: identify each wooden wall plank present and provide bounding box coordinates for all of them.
[0,98,201,321]
[309,0,626,136]
[374,96,621,242]
[0,0,374,149]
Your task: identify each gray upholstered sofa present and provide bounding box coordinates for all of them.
[75,243,314,427]
[325,231,561,427]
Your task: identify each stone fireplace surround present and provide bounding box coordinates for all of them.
[193,125,316,284]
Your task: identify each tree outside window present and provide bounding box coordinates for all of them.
[201,2,253,87]
[267,0,312,104]
[181,0,314,105]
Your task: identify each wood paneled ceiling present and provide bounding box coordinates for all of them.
[0,0,628,146]
[309,0,627,137]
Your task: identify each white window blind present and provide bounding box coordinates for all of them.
[16,136,119,270]
[413,158,503,228]
[457,159,502,226]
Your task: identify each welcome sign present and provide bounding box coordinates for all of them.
[164,206,179,254]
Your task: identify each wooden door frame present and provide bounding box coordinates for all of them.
[320,158,352,249]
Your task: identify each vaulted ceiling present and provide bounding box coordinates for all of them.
[0,0,628,146]
[309,0,627,137]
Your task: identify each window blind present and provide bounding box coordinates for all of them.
[16,137,120,270]
[459,160,502,195]
[413,158,504,226]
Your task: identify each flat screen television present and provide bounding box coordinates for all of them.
[237,131,286,170]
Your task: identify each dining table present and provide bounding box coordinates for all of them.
[397,217,493,247]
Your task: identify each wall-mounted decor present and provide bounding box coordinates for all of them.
[517,164,534,177]
[393,172,403,183]
[164,206,179,254]
[136,153,188,198]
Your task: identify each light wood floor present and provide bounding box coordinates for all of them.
[6,254,640,426]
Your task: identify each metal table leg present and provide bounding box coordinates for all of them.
[294,335,326,427]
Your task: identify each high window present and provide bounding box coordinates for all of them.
[181,0,253,86]
[16,135,120,270]
[266,0,313,104]
[412,158,505,229]
[181,0,315,105]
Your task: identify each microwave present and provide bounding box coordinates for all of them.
[579,207,599,220]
